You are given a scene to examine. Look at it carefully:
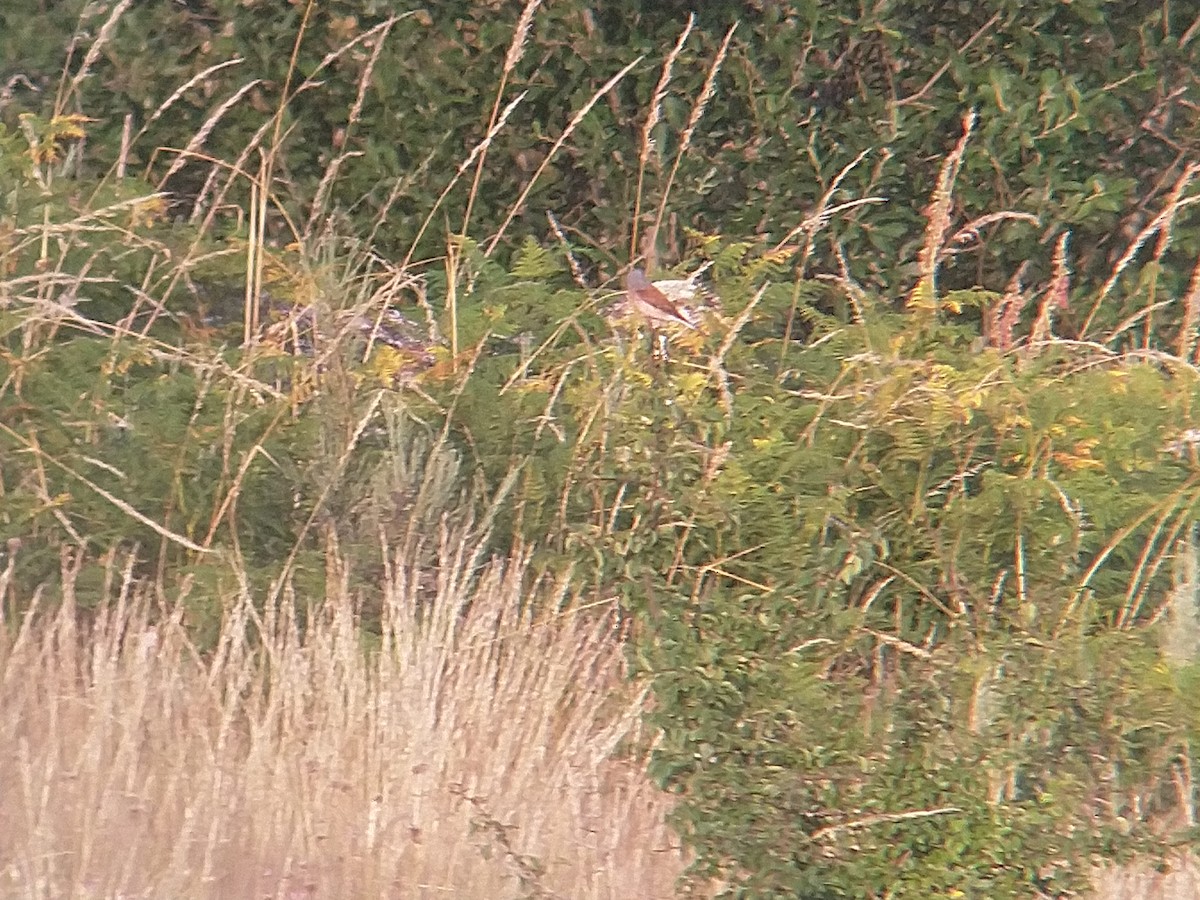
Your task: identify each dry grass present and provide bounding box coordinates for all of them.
[3,18,692,894]
[1092,858,1200,900]
[0,529,688,899]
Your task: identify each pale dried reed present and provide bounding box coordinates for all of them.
[192,14,412,237]
[485,57,644,256]
[132,58,246,152]
[459,0,544,240]
[985,261,1030,351]
[58,0,135,115]
[306,17,402,235]
[0,533,688,898]
[710,282,769,418]
[1082,163,1200,338]
[771,149,881,255]
[155,81,265,187]
[1091,857,1200,900]
[631,16,695,263]
[546,211,589,287]
[942,210,1040,260]
[402,90,529,271]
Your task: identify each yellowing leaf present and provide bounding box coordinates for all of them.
[1052,441,1105,472]
[908,277,937,313]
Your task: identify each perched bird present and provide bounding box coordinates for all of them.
[624,268,697,329]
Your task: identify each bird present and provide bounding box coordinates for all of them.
[624,268,697,329]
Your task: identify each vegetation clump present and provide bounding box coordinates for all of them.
[4,2,1200,898]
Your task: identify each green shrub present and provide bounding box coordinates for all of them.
[5,5,1200,896]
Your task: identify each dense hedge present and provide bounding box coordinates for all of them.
[4,0,1199,331]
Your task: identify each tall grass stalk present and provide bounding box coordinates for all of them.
[631,16,694,265]
[56,0,135,117]
[1082,163,1200,339]
[485,57,644,257]
[305,16,402,237]
[458,0,543,242]
[908,108,976,317]
[648,23,737,265]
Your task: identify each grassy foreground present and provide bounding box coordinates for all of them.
[0,525,687,899]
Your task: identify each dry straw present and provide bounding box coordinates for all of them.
[0,529,688,898]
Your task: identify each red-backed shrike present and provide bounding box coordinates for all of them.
[624,268,698,329]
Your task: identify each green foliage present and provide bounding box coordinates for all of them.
[6,0,1199,343]
[410,260,1200,896]
[0,114,458,636]
[5,4,1200,896]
